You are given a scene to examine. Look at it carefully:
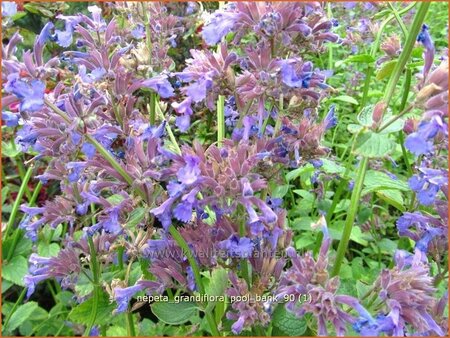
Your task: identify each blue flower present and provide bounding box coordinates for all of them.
[131,24,145,39]
[417,24,434,51]
[280,62,312,88]
[150,197,175,230]
[141,76,174,98]
[5,74,45,112]
[79,65,106,83]
[54,15,83,47]
[185,77,211,103]
[202,11,237,46]
[2,111,19,127]
[66,162,86,182]
[324,105,337,130]
[186,266,196,291]
[173,201,193,223]
[37,22,55,46]
[113,284,145,313]
[15,125,39,152]
[177,155,201,185]
[24,274,48,298]
[408,168,447,205]
[405,117,446,156]
[175,115,191,133]
[81,142,96,159]
[219,235,254,258]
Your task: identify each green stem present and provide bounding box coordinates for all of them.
[217,95,225,147]
[388,2,408,37]
[127,311,136,336]
[6,180,43,261]
[331,157,369,277]
[3,165,34,240]
[154,102,182,155]
[168,226,220,336]
[383,2,430,104]
[3,288,26,332]
[83,236,100,336]
[150,92,157,125]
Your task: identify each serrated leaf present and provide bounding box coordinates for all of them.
[2,141,21,158]
[357,105,374,127]
[347,123,364,134]
[376,60,398,80]
[320,158,346,175]
[332,95,359,105]
[376,189,405,211]
[353,131,396,158]
[272,305,307,336]
[68,291,115,326]
[362,170,409,195]
[3,255,28,286]
[151,301,198,325]
[4,301,38,332]
[205,268,228,312]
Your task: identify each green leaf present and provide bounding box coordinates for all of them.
[347,123,364,134]
[4,301,38,332]
[126,207,147,228]
[376,189,405,211]
[332,95,359,105]
[286,165,314,181]
[271,184,290,199]
[362,170,409,195]
[335,54,375,67]
[376,60,398,80]
[2,141,21,158]
[68,291,115,326]
[357,105,374,127]
[106,326,128,336]
[3,255,28,286]
[37,243,60,257]
[353,131,396,158]
[272,304,307,336]
[106,194,125,205]
[151,301,198,325]
[205,268,228,312]
[319,158,346,175]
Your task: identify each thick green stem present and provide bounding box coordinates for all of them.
[83,236,100,336]
[217,95,225,147]
[383,2,430,104]
[168,226,220,336]
[127,311,136,336]
[331,157,369,277]
[3,165,34,240]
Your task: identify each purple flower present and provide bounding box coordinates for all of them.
[280,61,313,88]
[218,235,254,258]
[141,76,174,98]
[408,167,447,205]
[175,115,191,133]
[177,155,200,185]
[113,284,145,314]
[54,15,83,47]
[131,24,145,39]
[2,111,19,127]
[66,162,86,182]
[173,201,193,223]
[202,8,238,45]
[417,24,435,79]
[5,74,45,112]
[78,65,106,83]
[81,142,96,159]
[324,105,337,130]
[405,116,447,156]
